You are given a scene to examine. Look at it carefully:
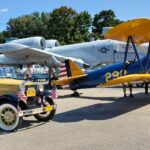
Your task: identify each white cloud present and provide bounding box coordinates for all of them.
[0,8,9,13]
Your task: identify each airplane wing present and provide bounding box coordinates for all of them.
[53,74,87,86]
[0,43,87,67]
[0,43,66,60]
[101,74,150,87]
[104,18,150,44]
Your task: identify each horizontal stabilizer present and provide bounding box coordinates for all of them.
[53,74,87,86]
[101,74,150,87]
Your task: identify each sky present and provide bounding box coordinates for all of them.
[0,0,150,31]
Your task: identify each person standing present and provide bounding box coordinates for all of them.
[24,64,32,81]
[145,83,149,94]
[123,84,134,98]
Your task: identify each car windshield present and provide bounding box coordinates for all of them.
[0,67,16,78]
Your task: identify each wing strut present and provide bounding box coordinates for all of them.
[123,36,144,75]
[145,42,150,72]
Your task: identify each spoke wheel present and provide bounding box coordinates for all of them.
[0,103,21,132]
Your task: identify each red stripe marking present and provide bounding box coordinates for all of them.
[60,69,67,73]
[59,74,67,77]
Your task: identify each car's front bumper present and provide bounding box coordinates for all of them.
[18,104,57,117]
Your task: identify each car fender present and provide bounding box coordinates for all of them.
[0,94,18,106]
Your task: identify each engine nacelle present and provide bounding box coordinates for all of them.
[8,37,60,50]
[9,37,46,50]
[46,40,60,48]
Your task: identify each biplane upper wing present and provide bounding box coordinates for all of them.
[101,74,150,87]
[104,18,150,44]
[103,18,150,87]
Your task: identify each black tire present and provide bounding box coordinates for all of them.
[34,98,56,122]
[0,103,22,132]
[136,83,144,87]
[71,91,80,97]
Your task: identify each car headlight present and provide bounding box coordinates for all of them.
[18,84,25,93]
[38,84,44,92]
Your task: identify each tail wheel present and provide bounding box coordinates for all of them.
[0,103,22,132]
[34,98,56,122]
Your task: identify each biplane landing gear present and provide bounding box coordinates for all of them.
[71,90,80,97]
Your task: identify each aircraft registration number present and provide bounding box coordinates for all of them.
[105,69,127,82]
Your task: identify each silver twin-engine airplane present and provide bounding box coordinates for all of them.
[0,36,146,70]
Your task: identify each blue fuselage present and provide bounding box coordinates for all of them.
[70,56,148,90]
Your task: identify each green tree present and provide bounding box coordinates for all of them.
[73,11,92,43]
[92,10,122,39]
[5,7,92,44]
[47,7,92,44]
[0,32,5,43]
[41,12,50,38]
[47,6,77,44]
[6,12,46,38]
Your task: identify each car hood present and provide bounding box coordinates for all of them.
[0,78,23,86]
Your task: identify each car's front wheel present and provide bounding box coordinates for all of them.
[34,98,56,122]
[0,103,22,132]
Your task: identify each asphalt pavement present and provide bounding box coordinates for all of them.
[1,87,150,150]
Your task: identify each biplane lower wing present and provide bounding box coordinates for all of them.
[101,74,150,87]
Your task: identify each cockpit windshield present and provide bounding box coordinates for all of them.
[0,67,16,78]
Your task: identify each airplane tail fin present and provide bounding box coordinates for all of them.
[55,59,86,86]
[59,59,85,78]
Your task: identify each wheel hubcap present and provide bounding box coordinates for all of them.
[1,107,16,126]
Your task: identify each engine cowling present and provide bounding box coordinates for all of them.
[9,37,60,50]
[45,40,60,48]
[9,37,46,50]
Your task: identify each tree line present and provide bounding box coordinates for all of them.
[0,6,122,44]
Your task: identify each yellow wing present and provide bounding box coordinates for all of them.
[104,18,150,44]
[53,74,87,86]
[101,74,150,87]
